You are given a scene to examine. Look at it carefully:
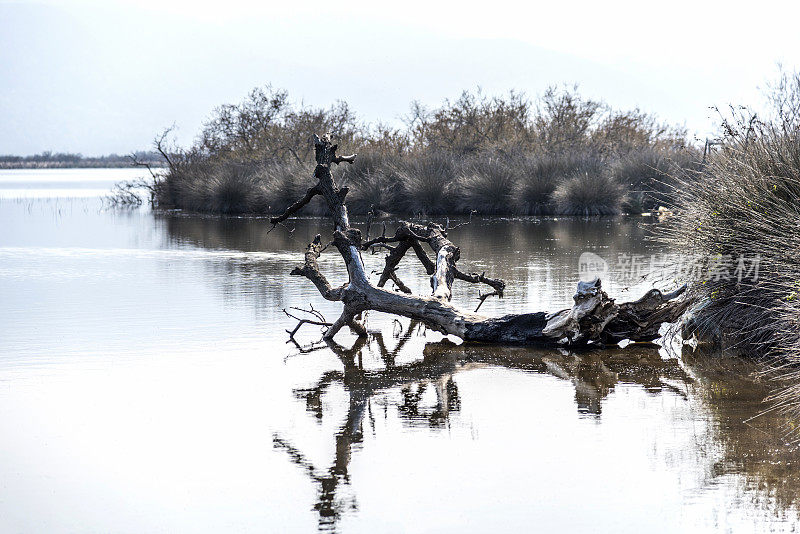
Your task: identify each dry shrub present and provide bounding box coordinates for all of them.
[662,71,800,416]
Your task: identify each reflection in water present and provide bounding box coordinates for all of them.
[275,323,697,531]
[275,329,800,531]
[682,348,800,518]
[4,185,800,533]
[160,213,800,532]
[156,214,668,339]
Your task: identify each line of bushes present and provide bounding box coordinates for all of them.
[146,86,701,216]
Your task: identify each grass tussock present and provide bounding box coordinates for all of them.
[393,152,458,215]
[614,147,703,213]
[512,153,580,215]
[455,158,516,215]
[337,151,400,215]
[662,71,800,413]
[553,165,625,216]
[143,84,699,216]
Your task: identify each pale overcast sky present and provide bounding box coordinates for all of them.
[1,0,799,155]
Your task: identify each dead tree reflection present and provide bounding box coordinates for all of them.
[273,323,691,530]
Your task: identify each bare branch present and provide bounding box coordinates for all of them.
[280,145,305,165]
[290,235,345,301]
[447,210,477,231]
[154,127,176,171]
[475,290,502,312]
[409,240,435,274]
[290,304,328,323]
[283,308,332,340]
[270,185,320,224]
[324,309,364,341]
[454,268,506,294]
[333,154,357,165]
[388,271,412,294]
[313,133,357,166]
[128,152,158,180]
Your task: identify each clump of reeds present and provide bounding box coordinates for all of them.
[662,72,800,409]
[551,157,624,216]
[393,151,459,215]
[107,179,149,206]
[613,146,702,213]
[336,150,401,216]
[455,157,516,215]
[511,154,567,215]
[206,165,262,214]
[612,148,673,213]
[258,161,327,215]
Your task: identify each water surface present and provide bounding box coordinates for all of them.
[1,169,798,533]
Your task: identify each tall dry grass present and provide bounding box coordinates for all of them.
[512,153,578,215]
[552,158,625,216]
[661,72,800,413]
[455,158,516,215]
[393,152,458,215]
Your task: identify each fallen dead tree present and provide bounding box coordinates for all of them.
[275,135,691,346]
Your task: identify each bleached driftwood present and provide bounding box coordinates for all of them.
[276,135,690,346]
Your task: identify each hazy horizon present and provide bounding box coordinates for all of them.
[2,0,799,156]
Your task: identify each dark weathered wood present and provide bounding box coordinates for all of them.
[281,135,691,346]
[270,185,319,225]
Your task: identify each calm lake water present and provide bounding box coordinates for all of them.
[1,169,799,533]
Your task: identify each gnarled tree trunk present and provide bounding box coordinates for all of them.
[275,135,691,346]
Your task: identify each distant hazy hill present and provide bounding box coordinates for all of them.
[0,151,165,169]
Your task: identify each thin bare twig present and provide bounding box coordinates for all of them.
[475,289,502,312]
[284,307,332,340]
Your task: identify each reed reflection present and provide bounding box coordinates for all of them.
[158,214,663,321]
[680,346,800,518]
